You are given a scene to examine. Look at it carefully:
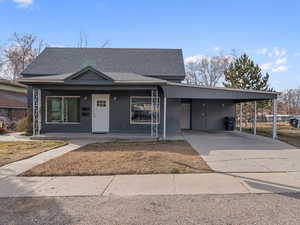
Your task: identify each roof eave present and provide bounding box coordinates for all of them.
[166,82,280,95]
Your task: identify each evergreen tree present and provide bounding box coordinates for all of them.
[223,53,270,91]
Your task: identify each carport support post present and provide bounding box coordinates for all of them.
[163,96,167,140]
[253,101,257,135]
[239,103,243,132]
[272,99,278,139]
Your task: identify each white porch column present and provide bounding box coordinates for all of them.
[163,96,167,140]
[272,99,278,139]
[32,88,41,136]
[240,103,243,132]
[253,101,257,135]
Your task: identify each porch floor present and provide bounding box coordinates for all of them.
[30,132,184,141]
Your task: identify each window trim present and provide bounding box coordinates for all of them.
[130,96,160,125]
[45,96,81,124]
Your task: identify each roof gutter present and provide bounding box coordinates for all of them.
[166,82,280,95]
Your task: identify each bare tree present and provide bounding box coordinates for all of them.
[100,39,110,48]
[78,31,88,48]
[279,88,300,114]
[0,33,45,80]
[185,55,232,87]
[77,31,110,48]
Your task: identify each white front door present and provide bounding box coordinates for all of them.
[92,94,110,133]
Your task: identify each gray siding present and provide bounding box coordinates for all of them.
[166,98,181,135]
[40,89,164,134]
[191,100,235,130]
[73,71,109,81]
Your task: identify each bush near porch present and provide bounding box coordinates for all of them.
[21,140,213,176]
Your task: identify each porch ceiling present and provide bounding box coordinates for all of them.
[162,83,279,101]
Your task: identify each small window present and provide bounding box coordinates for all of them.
[46,96,80,123]
[97,100,106,107]
[130,97,160,124]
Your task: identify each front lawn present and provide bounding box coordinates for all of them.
[22,140,213,176]
[0,141,67,167]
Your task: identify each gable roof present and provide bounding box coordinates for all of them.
[19,65,167,85]
[22,47,186,79]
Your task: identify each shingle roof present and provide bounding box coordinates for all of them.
[19,66,167,85]
[22,47,186,78]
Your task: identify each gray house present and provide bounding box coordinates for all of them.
[19,47,279,138]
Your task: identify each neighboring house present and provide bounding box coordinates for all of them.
[0,79,27,122]
[19,47,279,138]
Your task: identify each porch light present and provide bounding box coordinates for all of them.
[83,96,88,101]
[113,96,117,101]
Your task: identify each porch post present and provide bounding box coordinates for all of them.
[272,98,278,139]
[240,103,243,132]
[163,96,167,140]
[32,88,41,136]
[253,101,257,135]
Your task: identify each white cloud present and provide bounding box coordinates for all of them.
[213,46,221,52]
[256,48,268,55]
[272,65,288,72]
[185,55,205,63]
[260,63,272,70]
[268,47,287,57]
[275,57,287,65]
[13,0,33,8]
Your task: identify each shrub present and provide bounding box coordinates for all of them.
[16,109,33,135]
[0,127,7,135]
[16,117,27,132]
[26,109,33,135]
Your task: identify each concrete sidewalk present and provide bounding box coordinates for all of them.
[1,172,300,197]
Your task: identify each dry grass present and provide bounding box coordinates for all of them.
[22,140,213,176]
[243,122,300,148]
[0,141,67,167]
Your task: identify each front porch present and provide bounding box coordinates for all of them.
[31,86,163,138]
[30,132,184,141]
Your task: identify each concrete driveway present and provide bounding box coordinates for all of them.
[184,131,300,172]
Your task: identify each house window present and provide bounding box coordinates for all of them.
[46,96,80,123]
[96,100,106,107]
[130,97,160,124]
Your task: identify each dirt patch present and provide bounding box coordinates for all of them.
[0,141,67,167]
[21,140,213,176]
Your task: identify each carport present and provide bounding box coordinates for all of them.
[161,83,280,139]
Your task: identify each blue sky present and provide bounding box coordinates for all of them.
[0,0,300,90]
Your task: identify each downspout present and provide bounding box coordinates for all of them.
[163,95,167,140]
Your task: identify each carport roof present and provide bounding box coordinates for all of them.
[162,83,279,100]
